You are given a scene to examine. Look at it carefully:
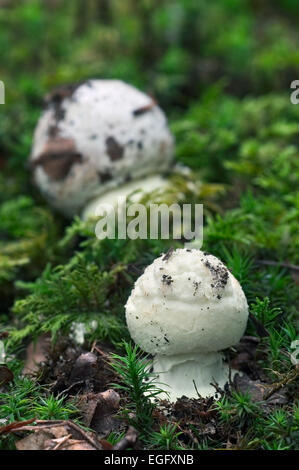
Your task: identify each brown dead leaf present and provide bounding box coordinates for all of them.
[13,420,103,451]
[113,426,138,450]
[16,430,97,451]
[78,389,121,436]
[99,439,114,450]
[0,365,14,385]
[234,373,287,404]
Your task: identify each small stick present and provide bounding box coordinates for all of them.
[162,247,174,262]
[263,366,299,400]
[52,433,72,450]
[257,260,299,273]
[192,379,201,399]
[56,380,85,399]
[10,420,103,450]
[0,418,35,435]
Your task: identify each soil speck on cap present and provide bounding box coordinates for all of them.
[44,82,83,133]
[193,281,200,296]
[106,136,124,161]
[44,82,82,108]
[204,259,229,289]
[33,138,83,181]
[162,274,173,286]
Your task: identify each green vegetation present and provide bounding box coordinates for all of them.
[110,342,165,433]
[0,0,298,451]
[0,361,79,450]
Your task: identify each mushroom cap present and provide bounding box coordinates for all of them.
[125,248,249,356]
[30,80,174,216]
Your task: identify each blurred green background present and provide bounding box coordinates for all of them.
[1,0,299,169]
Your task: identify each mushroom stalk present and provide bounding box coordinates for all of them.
[153,352,230,401]
[82,174,169,220]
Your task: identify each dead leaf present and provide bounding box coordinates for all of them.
[0,365,14,385]
[99,439,114,450]
[113,426,138,450]
[13,420,103,451]
[234,373,287,404]
[78,389,121,436]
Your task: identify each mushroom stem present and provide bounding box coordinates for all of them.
[82,174,169,220]
[153,352,230,401]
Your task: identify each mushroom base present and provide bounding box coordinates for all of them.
[153,352,232,402]
[82,175,170,220]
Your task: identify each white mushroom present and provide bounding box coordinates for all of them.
[30,79,174,217]
[125,248,249,401]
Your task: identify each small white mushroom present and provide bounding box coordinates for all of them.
[30,79,174,217]
[125,248,249,401]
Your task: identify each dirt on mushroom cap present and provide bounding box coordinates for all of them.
[30,80,174,216]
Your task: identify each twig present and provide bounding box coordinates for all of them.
[263,366,299,400]
[177,423,198,446]
[162,247,174,262]
[192,379,201,399]
[257,260,299,273]
[9,420,103,450]
[0,418,35,435]
[210,380,225,397]
[91,341,109,358]
[56,380,85,399]
[52,433,72,450]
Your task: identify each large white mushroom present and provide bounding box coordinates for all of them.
[125,248,249,401]
[30,79,174,218]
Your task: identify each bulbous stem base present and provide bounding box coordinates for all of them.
[153,351,232,402]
